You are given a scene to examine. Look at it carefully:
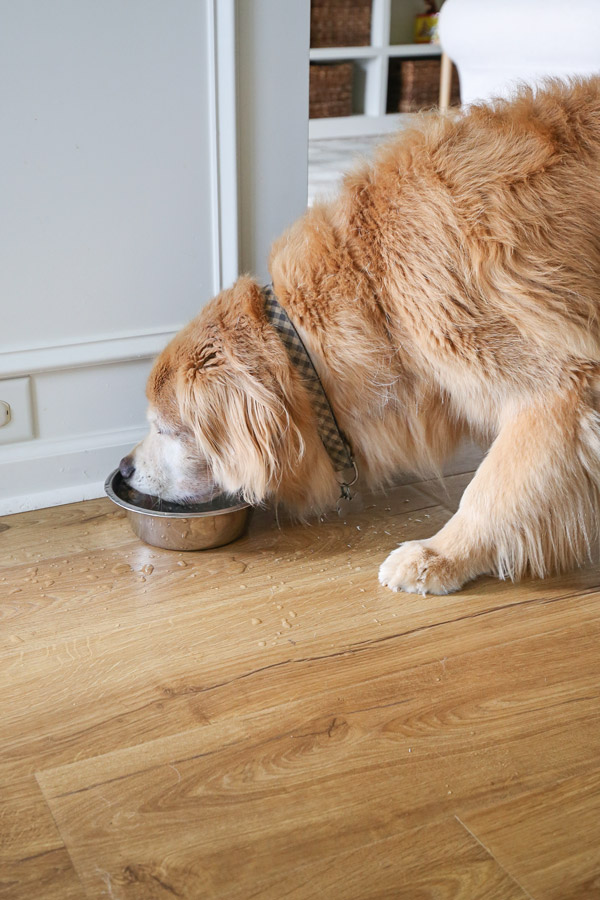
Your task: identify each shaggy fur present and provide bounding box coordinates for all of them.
[125,77,600,594]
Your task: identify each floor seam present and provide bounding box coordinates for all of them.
[454,813,537,900]
[34,771,90,899]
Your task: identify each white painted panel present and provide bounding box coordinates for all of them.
[236,0,310,282]
[0,377,34,445]
[34,359,153,440]
[0,0,215,350]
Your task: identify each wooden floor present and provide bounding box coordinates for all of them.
[2,459,600,899]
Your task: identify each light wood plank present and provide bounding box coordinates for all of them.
[459,770,600,900]
[37,613,600,897]
[2,473,600,898]
[0,777,83,899]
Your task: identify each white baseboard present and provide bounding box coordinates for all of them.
[0,425,147,515]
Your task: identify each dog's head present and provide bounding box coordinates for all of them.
[120,278,339,512]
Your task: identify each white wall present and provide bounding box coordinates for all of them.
[236,0,310,282]
[0,0,311,515]
[440,0,600,105]
[1,1,218,350]
[0,0,218,513]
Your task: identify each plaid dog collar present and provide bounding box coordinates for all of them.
[263,284,358,495]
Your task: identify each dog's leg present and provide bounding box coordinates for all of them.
[379,386,600,594]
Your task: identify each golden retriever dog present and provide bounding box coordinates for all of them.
[121,77,600,595]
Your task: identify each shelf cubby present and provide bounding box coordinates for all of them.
[309,0,447,139]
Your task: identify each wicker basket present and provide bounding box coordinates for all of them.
[310,62,354,118]
[311,0,372,48]
[387,58,460,113]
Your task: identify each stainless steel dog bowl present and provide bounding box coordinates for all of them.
[104,469,251,551]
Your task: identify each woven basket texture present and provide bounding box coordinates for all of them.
[310,0,372,48]
[387,58,460,113]
[310,62,354,118]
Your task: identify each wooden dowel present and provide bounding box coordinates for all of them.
[439,51,452,111]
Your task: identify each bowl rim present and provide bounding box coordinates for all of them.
[104,469,251,519]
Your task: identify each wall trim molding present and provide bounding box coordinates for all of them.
[0,423,146,464]
[208,0,239,293]
[0,328,181,379]
[0,424,148,515]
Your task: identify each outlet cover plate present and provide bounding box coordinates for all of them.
[0,376,34,445]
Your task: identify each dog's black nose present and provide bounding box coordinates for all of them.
[119,455,135,479]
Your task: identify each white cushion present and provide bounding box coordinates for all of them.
[439,0,600,104]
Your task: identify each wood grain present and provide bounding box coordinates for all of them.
[458,770,600,900]
[2,459,600,898]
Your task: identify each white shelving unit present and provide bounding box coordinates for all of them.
[309,0,443,139]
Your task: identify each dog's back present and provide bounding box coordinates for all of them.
[339,76,600,369]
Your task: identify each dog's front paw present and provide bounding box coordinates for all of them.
[379,541,465,595]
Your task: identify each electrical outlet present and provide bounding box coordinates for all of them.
[0,376,34,445]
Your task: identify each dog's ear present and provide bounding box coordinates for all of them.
[187,325,226,374]
[176,360,305,505]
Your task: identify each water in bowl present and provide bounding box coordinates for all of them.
[116,478,241,515]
